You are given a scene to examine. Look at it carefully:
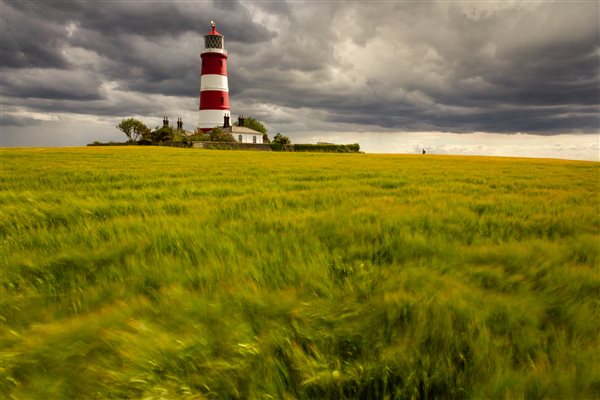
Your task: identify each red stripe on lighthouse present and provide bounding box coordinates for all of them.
[199,91,230,110]
[201,53,228,76]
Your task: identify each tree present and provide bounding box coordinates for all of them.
[272,133,290,145]
[209,127,235,142]
[171,129,187,143]
[262,133,270,144]
[116,118,149,142]
[188,131,212,142]
[143,126,174,143]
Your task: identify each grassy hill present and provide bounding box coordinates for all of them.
[1,147,598,399]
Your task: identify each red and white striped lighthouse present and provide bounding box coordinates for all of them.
[198,21,229,131]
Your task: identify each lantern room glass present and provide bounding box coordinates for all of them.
[204,35,223,49]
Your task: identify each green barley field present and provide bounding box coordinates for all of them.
[1,147,599,399]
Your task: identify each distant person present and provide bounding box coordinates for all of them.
[422,148,426,155]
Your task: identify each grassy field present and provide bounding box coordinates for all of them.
[1,147,598,399]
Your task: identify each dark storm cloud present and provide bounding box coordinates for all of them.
[0,113,42,127]
[6,0,275,42]
[1,3,69,68]
[1,0,598,134]
[3,68,103,100]
[217,1,599,134]
[1,0,276,100]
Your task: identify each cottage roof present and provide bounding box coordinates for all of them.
[225,126,263,135]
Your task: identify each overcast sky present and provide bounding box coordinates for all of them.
[1,0,599,160]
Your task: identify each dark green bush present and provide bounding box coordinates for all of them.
[270,143,283,151]
[86,141,131,146]
[188,133,212,142]
[292,144,361,153]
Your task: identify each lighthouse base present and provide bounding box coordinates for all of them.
[198,109,230,131]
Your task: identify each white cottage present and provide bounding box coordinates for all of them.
[222,115,263,144]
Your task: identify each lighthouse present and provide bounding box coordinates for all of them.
[198,21,230,131]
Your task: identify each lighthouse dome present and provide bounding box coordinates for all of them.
[204,21,224,49]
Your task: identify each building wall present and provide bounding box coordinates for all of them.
[234,132,263,144]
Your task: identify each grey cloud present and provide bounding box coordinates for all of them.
[2,0,275,97]
[232,1,599,134]
[0,3,69,68]
[0,114,43,127]
[8,1,276,42]
[2,68,104,100]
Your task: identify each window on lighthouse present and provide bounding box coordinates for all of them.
[221,97,224,104]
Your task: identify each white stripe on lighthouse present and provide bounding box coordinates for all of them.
[198,109,230,129]
[201,48,227,55]
[200,74,229,92]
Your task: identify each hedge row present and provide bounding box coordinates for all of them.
[88,141,361,153]
[87,141,133,146]
[270,143,360,153]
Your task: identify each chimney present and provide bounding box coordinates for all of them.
[177,118,183,130]
[163,116,169,127]
[223,113,230,128]
[238,114,245,127]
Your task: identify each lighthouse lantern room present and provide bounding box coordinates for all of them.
[198,21,230,131]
